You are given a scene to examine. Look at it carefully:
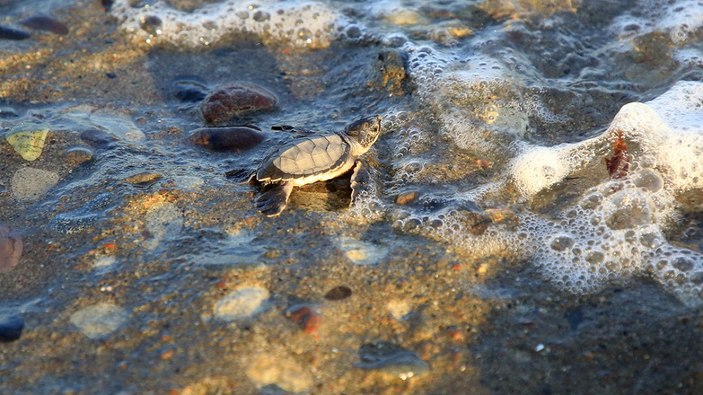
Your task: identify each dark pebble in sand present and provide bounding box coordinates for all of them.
[80,129,117,149]
[101,0,114,11]
[188,126,265,152]
[201,83,277,124]
[0,25,31,40]
[0,225,23,274]
[324,285,352,301]
[124,172,162,187]
[0,315,24,342]
[20,15,69,35]
[173,80,208,103]
[140,15,162,35]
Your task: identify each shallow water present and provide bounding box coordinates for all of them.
[1,0,703,393]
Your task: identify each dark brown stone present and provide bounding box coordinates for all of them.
[395,191,418,205]
[324,286,352,301]
[200,83,277,124]
[188,126,265,152]
[21,15,69,35]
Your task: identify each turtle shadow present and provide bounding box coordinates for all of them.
[287,175,353,212]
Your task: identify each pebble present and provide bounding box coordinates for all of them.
[386,299,412,320]
[245,353,312,393]
[63,147,94,167]
[337,237,388,266]
[0,25,31,40]
[285,304,321,334]
[69,302,129,339]
[20,15,69,35]
[144,202,183,250]
[0,315,24,342]
[6,126,49,161]
[200,83,277,124]
[187,126,265,152]
[323,285,352,301]
[394,191,418,205]
[0,225,23,274]
[123,172,162,187]
[213,286,270,321]
[11,167,60,202]
[355,342,429,380]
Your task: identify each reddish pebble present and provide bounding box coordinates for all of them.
[188,126,265,152]
[286,305,321,335]
[200,83,277,124]
[0,225,22,274]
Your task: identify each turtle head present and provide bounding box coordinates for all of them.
[344,115,382,153]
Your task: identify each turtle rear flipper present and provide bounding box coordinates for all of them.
[350,161,372,205]
[256,183,294,217]
[225,168,256,183]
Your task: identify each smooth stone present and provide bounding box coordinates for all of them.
[20,15,69,35]
[0,225,23,274]
[386,299,412,320]
[123,172,162,187]
[63,147,94,167]
[187,126,265,152]
[245,353,312,393]
[6,126,49,161]
[0,315,24,342]
[11,167,60,201]
[144,202,183,250]
[200,83,277,124]
[338,237,388,266]
[323,285,352,301]
[69,303,129,339]
[0,25,30,40]
[394,191,418,205]
[213,286,270,321]
[355,342,430,380]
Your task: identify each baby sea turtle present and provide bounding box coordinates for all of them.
[228,115,382,216]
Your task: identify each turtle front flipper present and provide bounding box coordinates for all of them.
[350,161,372,206]
[256,182,294,216]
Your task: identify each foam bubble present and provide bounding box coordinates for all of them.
[110,0,341,48]
[611,0,703,45]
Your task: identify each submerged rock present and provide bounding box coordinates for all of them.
[245,353,313,393]
[0,315,24,342]
[213,286,270,321]
[123,172,162,187]
[200,83,277,124]
[63,147,94,167]
[144,202,183,250]
[187,126,265,152]
[337,237,389,266]
[0,225,23,274]
[11,167,60,202]
[69,302,129,339]
[6,126,49,162]
[0,25,30,40]
[20,15,69,35]
[355,342,429,380]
